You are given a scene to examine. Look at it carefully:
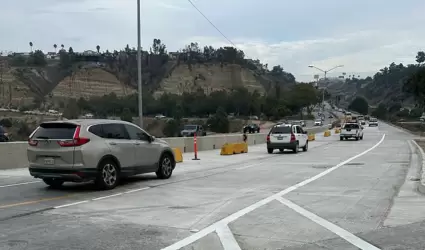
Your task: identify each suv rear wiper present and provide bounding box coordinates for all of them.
[35,136,50,139]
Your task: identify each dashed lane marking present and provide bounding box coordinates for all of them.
[0,181,41,188]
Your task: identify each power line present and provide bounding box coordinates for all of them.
[186,0,236,47]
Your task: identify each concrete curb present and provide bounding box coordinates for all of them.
[411,139,425,194]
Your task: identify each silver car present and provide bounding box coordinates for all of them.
[27,119,176,190]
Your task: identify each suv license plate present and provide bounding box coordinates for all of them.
[44,158,54,165]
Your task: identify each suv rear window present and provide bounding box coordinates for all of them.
[32,123,77,139]
[370,118,377,122]
[343,124,359,129]
[270,126,292,134]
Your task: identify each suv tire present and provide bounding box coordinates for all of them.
[293,142,299,154]
[302,141,308,152]
[267,148,274,154]
[156,153,174,179]
[43,178,64,188]
[95,159,119,190]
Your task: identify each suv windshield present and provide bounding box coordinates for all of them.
[32,123,77,139]
[184,125,197,130]
[270,126,292,134]
[344,123,359,129]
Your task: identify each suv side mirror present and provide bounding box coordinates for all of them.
[303,131,308,134]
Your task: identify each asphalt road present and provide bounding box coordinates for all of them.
[1,121,422,249]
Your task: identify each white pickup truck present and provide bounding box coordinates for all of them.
[340,123,364,141]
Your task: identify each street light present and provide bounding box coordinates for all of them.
[137,0,143,128]
[308,64,344,110]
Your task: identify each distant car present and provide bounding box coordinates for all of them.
[328,115,333,118]
[266,124,308,154]
[300,120,306,127]
[27,119,176,190]
[0,126,9,142]
[340,123,364,141]
[181,125,206,136]
[360,120,366,125]
[314,120,323,126]
[369,118,378,127]
[243,124,261,133]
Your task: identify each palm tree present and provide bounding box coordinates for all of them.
[61,44,64,50]
[29,42,33,52]
[53,44,57,53]
[96,45,100,53]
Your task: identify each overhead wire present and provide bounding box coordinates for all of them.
[186,0,237,48]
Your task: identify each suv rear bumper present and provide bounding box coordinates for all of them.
[267,141,297,149]
[29,167,97,182]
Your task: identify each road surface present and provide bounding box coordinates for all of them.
[0,122,423,249]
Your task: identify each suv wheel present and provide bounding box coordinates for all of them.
[293,142,299,153]
[43,178,64,188]
[156,153,174,179]
[96,159,119,190]
[302,141,308,152]
[267,148,274,154]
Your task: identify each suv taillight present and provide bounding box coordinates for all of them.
[28,138,38,146]
[290,133,296,142]
[266,134,270,142]
[57,125,90,147]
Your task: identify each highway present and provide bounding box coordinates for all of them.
[1,121,423,249]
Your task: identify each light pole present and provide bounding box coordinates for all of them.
[137,0,143,128]
[308,64,343,110]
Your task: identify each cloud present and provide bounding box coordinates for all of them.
[0,0,424,82]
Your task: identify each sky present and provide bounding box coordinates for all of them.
[1,0,424,82]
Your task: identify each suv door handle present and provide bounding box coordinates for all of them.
[109,142,117,145]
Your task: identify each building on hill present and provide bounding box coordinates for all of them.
[46,52,59,59]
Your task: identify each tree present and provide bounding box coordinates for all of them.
[348,97,369,115]
[29,42,33,52]
[53,44,57,53]
[207,107,229,133]
[151,39,166,55]
[371,104,387,119]
[416,51,425,65]
[63,99,80,119]
[27,50,47,66]
[96,45,100,53]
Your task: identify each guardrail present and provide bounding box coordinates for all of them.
[0,126,330,170]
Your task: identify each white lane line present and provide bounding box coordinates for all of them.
[92,192,123,201]
[53,186,151,209]
[0,181,41,188]
[161,134,386,250]
[276,197,380,250]
[124,187,150,193]
[54,200,89,209]
[216,225,242,250]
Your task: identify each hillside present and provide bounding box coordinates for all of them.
[327,61,420,108]
[154,63,266,97]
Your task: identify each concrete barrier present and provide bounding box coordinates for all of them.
[412,140,425,194]
[220,142,248,155]
[323,130,331,137]
[0,126,329,170]
[172,148,183,163]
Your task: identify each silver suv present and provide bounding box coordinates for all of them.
[27,119,176,190]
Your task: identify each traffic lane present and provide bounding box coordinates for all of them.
[231,125,409,249]
[0,134,335,220]
[0,131,385,249]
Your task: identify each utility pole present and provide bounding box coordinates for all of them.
[137,0,144,128]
